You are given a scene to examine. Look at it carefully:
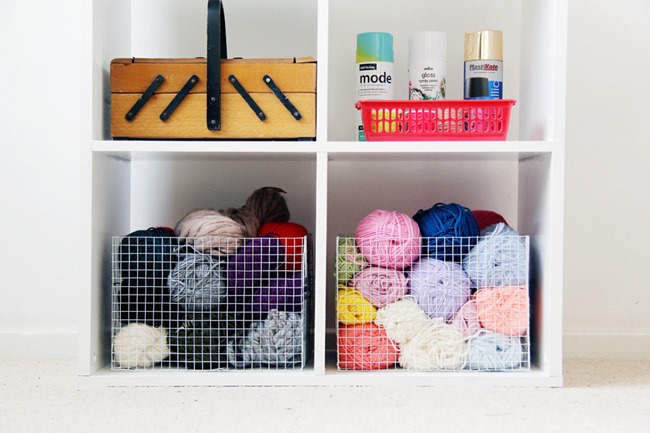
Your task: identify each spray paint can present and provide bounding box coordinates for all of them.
[356,32,394,141]
[464,30,503,99]
[408,31,447,100]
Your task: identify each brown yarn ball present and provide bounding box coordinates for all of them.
[220,207,260,238]
[245,186,290,226]
[175,208,245,256]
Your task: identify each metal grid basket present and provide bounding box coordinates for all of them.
[335,234,530,372]
[111,233,310,371]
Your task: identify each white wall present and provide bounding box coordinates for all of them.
[563,0,650,357]
[0,0,81,355]
[0,0,648,358]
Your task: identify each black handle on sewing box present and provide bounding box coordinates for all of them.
[207,0,228,130]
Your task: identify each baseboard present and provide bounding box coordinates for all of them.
[0,330,77,358]
[564,331,650,359]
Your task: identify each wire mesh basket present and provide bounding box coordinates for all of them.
[111,232,311,371]
[335,234,530,372]
[355,99,516,141]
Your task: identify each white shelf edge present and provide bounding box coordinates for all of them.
[92,139,555,155]
[79,365,561,387]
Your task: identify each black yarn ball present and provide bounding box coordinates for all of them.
[167,311,247,370]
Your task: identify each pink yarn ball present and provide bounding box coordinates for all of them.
[337,323,400,370]
[475,286,529,336]
[351,266,408,308]
[354,210,421,270]
[452,300,482,338]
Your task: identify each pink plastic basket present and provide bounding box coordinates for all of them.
[355,99,516,141]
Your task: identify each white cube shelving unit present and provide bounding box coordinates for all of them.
[80,0,566,386]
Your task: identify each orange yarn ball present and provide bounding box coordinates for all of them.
[258,222,308,271]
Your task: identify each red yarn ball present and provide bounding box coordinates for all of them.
[258,222,308,271]
[472,210,508,231]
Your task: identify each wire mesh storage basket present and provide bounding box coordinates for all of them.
[335,233,530,372]
[355,99,516,141]
[111,232,311,371]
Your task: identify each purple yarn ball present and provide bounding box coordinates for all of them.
[247,274,305,318]
[226,235,284,290]
[409,258,472,321]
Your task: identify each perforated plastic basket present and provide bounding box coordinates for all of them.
[356,99,516,141]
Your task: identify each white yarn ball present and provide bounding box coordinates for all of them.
[113,323,170,369]
[399,319,467,371]
[374,297,430,345]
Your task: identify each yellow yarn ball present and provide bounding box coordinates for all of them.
[337,286,377,325]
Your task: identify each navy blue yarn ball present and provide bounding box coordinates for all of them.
[117,227,180,327]
[412,203,480,261]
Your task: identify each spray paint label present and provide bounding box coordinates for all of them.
[409,62,446,100]
[464,60,503,99]
[356,61,394,140]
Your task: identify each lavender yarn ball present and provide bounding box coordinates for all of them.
[466,332,523,370]
[413,203,480,261]
[227,310,304,368]
[409,258,472,321]
[168,252,228,311]
[462,223,528,288]
[226,235,284,290]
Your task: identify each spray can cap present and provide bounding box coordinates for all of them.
[409,31,447,63]
[356,32,394,63]
[464,30,503,61]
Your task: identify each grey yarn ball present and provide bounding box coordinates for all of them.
[168,253,228,311]
[227,309,304,368]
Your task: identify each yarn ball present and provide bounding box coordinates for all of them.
[247,274,305,318]
[451,300,482,338]
[374,297,431,345]
[245,186,290,226]
[335,236,367,284]
[118,226,178,282]
[175,208,245,256]
[336,287,377,325]
[226,235,284,290]
[472,210,508,231]
[466,332,523,370]
[399,319,466,370]
[337,323,400,370]
[354,210,421,270]
[113,323,170,369]
[412,202,480,261]
[462,223,528,288]
[117,279,181,328]
[227,310,304,368]
[167,311,243,370]
[475,286,529,336]
[257,221,309,271]
[168,252,228,311]
[350,266,408,308]
[409,258,472,321]
[220,207,260,238]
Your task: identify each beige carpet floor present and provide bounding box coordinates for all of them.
[1,358,648,433]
